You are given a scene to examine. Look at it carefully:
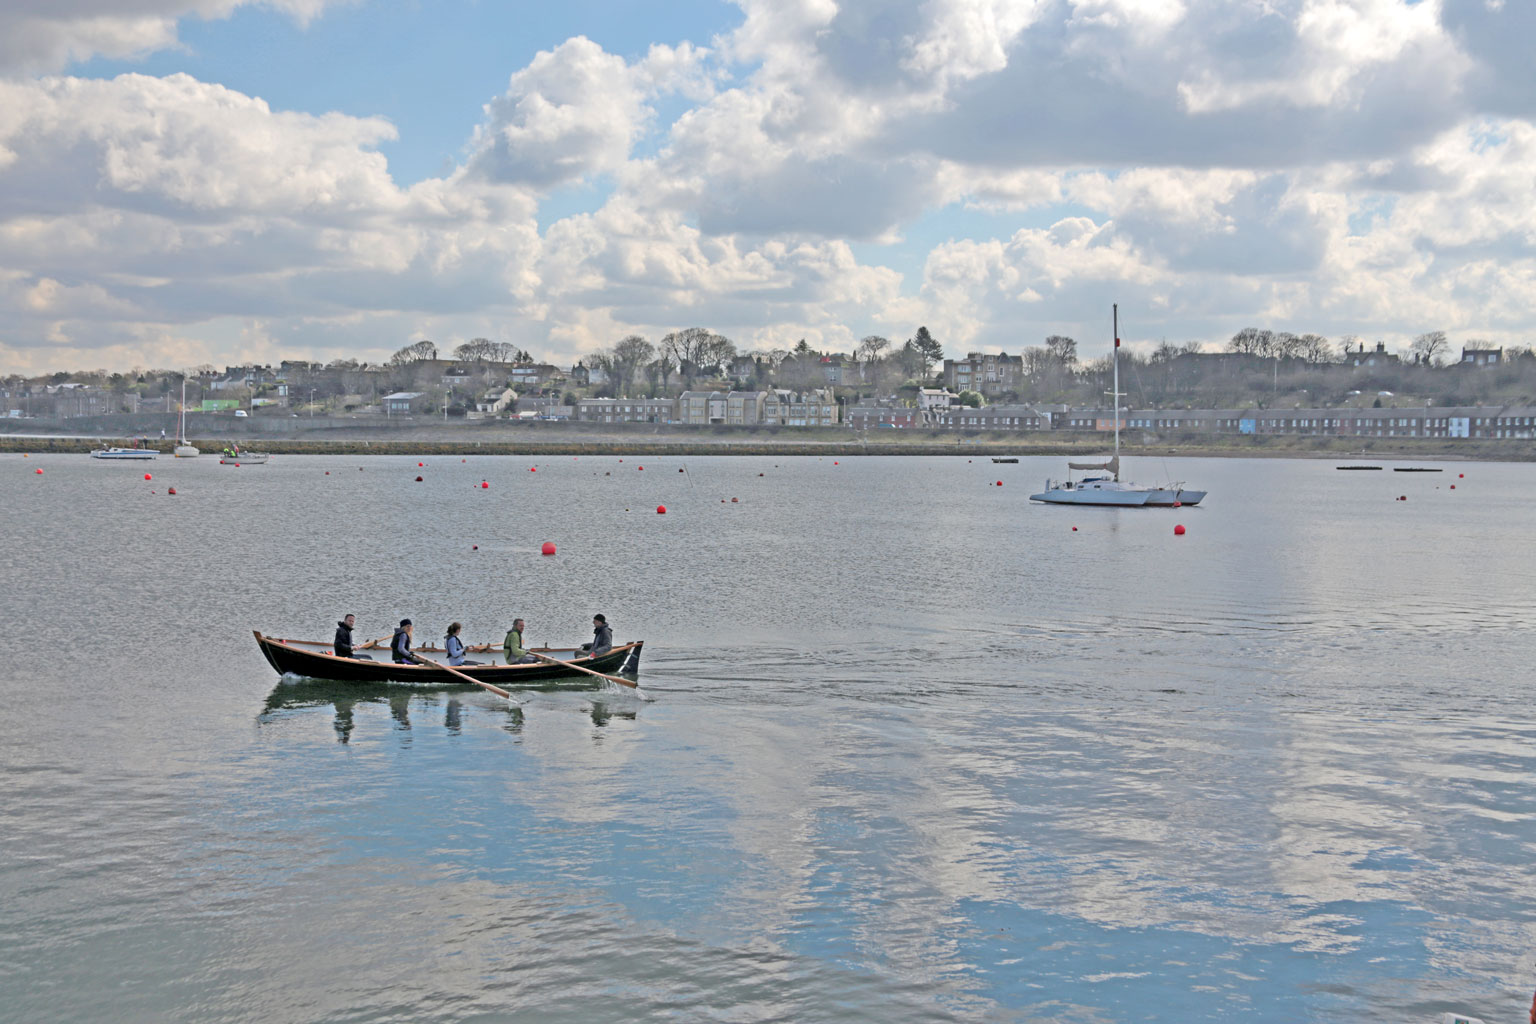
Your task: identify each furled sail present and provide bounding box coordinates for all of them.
[1067,456,1119,474]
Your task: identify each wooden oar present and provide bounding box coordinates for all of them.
[358,634,390,651]
[528,650,641,691]
[408,652,520,703]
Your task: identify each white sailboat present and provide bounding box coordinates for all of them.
[1031,305,1206,507]
[174,378,199,457]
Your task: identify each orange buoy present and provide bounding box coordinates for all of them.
[144,473,152,480]
[1174,524,1186,536]
[541,541,556,556]
[656,504,666,514]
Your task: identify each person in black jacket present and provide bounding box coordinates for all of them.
[391,619,415,664]
[333,614,372,660]
[581,614,613,657]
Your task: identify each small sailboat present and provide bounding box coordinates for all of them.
[174,378,199,457]
[219,443,269,465]
[1031,305,1206,507]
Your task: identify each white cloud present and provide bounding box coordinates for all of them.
[0,1,353,77]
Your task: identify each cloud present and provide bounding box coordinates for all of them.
[0,1,352,77]
[464,37,711,190]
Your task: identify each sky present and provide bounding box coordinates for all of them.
[1,0,1534,373]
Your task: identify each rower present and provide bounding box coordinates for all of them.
[390,619,414,664]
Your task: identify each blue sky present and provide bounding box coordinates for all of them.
[1,0,1534,373]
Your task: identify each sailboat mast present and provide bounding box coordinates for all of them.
[1112,304,1120,481]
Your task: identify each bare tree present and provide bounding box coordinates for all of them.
[1411,330,1449,366]
[1296,333,1333,363]
[1045,335,1077,365]
[389,340,438,365]
[453,338,497,362]
[609,335,655,395]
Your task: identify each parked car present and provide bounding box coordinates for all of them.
[234,409,248,417]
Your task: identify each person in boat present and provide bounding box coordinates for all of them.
[444,622,482,666]
[503,618,539,664]
[390,619,415,664]
[580,614,612,657]
[333,613,372,660]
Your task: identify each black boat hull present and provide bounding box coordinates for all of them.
[254,631,641,688]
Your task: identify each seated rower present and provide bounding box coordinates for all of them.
[390,619,415,664]
[580,613,613,657]
[333,613,372,660]
[444,622,482,666]
[503,618,540,664]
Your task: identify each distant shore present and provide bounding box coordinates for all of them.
[1,429,1529,461]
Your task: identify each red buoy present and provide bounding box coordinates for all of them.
[34,468,42,474]
[415,476,423,482]
[1459,473,1464,478]
[1072,526,1077,531]
[678,468,684,473]
[472,544,478,550]
[1399,495,1407,501]
[731,497,738,503]
[481,481,488,489]
[996,480,1003,486]
[529,467,536,472]
[418,462,423,467]
[324,471,329,475]
[1450,484,1456,489]
[1174,524,1186,536]
[656,504,666,514]
[541,541,556,556]
[168,487,176,495]
[638,466,644,471]
[144,473,152,480]
[1173,501,1181,508]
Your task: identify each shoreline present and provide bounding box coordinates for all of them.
[0,432,1528,461]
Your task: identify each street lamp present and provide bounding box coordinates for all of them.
[309,388,315,417]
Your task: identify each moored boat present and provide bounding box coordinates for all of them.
[91,442,158,460]
[253,631,642,687]
[220,446,270,464]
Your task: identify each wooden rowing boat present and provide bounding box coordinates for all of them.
[253,630,642,688]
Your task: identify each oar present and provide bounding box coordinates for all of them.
[358,634,391,650]
[409,652,521,703]
[527,650,642,691]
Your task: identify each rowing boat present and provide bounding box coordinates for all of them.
[253,630,642,687]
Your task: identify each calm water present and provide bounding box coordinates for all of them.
[2,452,1534,1023]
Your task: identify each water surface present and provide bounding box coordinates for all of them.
[2,453,1532,1022]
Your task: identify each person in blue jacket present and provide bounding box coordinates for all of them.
[444,622,483,666]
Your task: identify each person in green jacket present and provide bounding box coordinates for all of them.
[503,619,539,664]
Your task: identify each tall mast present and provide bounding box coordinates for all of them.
[1112,304,1120,481]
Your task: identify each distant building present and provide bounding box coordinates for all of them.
[943,353,1023,396]
[382,392,429,415]
[917,388,957,412]
[1460,346,1503,366]
[573,398,674,423]
[847,404,921,429]
[678,391,727,425]
[475,386,516,416]
[932,404,1048,431]
[1348,341,1400,367]
[763,388,838,427]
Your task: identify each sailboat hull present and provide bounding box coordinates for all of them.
[1142,489,1205,507]
[1030,487,1151,506]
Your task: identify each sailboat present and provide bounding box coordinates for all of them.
[1030,305,1206,507]
[174,378,199,458]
